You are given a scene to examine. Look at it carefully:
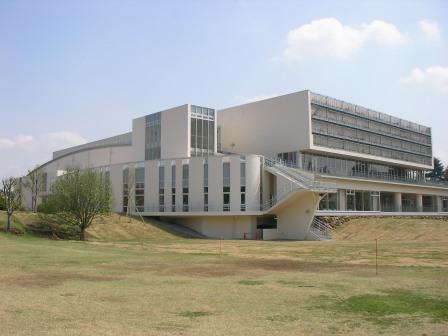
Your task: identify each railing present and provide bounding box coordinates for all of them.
[264,157,336,191]
[309,217,332,240]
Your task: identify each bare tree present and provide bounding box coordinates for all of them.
[23,167,45,212]
[1,177,22,232]
[45,167,112,240]
[126,168,135,221]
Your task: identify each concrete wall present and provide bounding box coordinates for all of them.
[176,216,257,239]
[265,191,321,240]
[218,90,311,157]
[161,105,190,159]
[132,116,146,162]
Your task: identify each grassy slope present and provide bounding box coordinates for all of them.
[334,217,448,241]
[0,212,447,335]
[11,211,180,242]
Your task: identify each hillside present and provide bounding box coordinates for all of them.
[10,212,183,241]
[333,217,448,241]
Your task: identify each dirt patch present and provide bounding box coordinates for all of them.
[99,257,377,278]
[2,271,121,288]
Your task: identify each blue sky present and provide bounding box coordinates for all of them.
[0,0,447,178]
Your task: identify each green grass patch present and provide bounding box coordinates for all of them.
[178,311,213,319]
[334,289,448,324]
[266,314,298,322]
[238,280,264,286]
[277,279,315,287]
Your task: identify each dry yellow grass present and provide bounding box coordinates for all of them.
[334,217,448,241]
[13,212,178,242]
[0,212,447,335]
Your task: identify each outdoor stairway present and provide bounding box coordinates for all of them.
[263,157,335,192]
[308,217,333,240]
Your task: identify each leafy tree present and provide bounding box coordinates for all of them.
[443,167,448,182]
[1,177,22,232]
[23,167,46,212]
[45,167,112,240]
[426,157,444,180]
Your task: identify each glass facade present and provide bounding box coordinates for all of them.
[135,167,145,212]
[319,193,338,210]
[301,152,426,185]
[191,105,215,156]
[345,190,380,211]
[145,113,161,160]
[310,92,432,166]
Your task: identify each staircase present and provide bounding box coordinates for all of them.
[308,217,333,240]
[263,157,335,192]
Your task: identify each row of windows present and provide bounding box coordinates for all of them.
[145,113,161,160]
[191,105,215,120]
[191,117,215,156]
[137,159,247,212]
[313,134,432,166]
[319,190,446,212]
[310,93,431,135]
[311,104,432,145]
[312,119,431,156]
[301,153,426,184]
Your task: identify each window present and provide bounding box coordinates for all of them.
[310,100,432,166]
[182,164,189,211]
[159,166,164,212]
[122,168,129,213]
[442,198,448,212]
[145,113,161,160]
[240,158,246,211]
[346,189,355,211]
[190,105,216,156]
[171,165,176,212]
[319,193,338,210]
[223,162,230,211]
[135,167,145,212]
[204,161,208,211]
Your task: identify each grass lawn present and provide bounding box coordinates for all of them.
[0,212,447,335]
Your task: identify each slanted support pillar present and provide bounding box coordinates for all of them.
[416,194,423,212]
[393,192,402,212]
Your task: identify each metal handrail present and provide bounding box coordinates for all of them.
[309,217,332,240]
[264,157,336,191]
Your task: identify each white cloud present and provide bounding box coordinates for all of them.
[419,19,441,41]
[232,94,278,105]
[401,66,448,94]
[0,138,15,149]
[282,18,408,60]
[0,131,86,179]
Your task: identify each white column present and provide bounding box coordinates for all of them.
[394,192,402,212]
[338,189,346,211]
[436,196,443,213]
[416,194,423,212]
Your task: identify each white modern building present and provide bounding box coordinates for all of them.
[23,90,448,239]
